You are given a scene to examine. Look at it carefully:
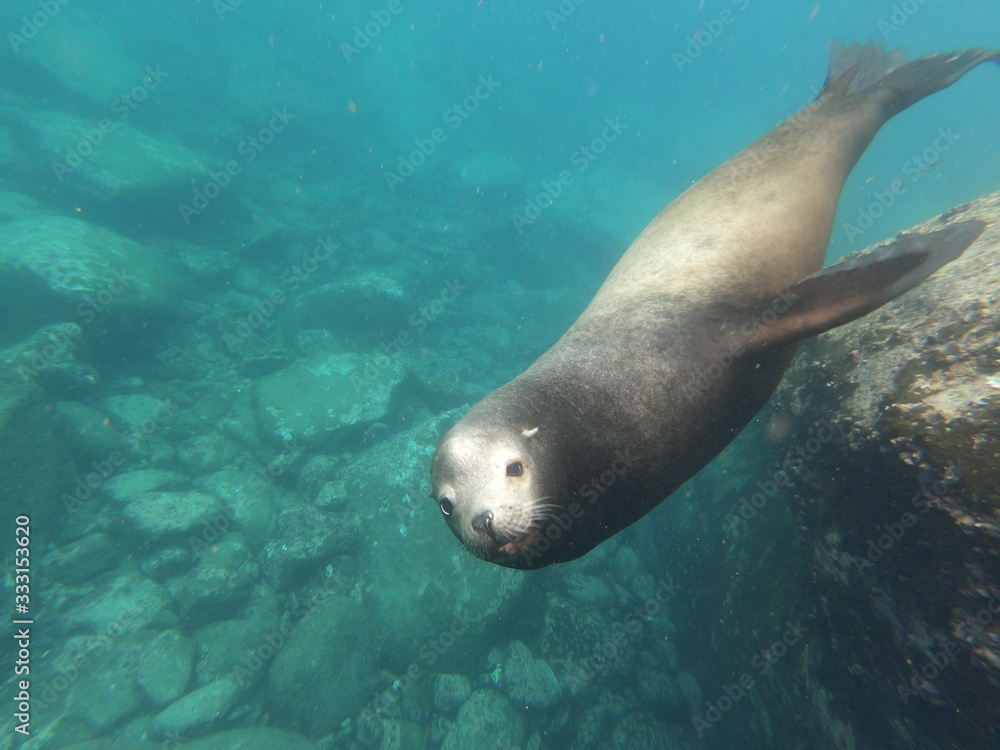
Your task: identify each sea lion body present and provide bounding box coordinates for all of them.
[432,43,998,569]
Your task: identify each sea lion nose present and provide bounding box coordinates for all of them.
[472,510,497,541]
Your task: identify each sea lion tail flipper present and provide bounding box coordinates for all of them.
[820,41,1000,114]
[748,219,986,348]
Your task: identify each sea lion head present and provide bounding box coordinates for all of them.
[431,407,564,570]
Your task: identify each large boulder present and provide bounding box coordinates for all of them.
[265,596,377,737]
[0,216,189,345]
[19,109,209,199]
[441,688,524,750]
[757,194,1000,748]
[249,351,407,450]
[3,4,139,104]
[647,193,1000,750]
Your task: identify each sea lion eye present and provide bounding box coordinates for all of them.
[506,461,524,477]
[439,497,454,516]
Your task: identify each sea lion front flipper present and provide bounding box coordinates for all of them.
[747,219,985,349]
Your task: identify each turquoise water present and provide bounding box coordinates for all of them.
[0,0,998,748]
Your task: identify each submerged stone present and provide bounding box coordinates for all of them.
[265,595,377,736]
[250,351,406,450]
[0,216,188,342]
[441,688,524,750]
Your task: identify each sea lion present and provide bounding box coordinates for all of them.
[431,42,998,569]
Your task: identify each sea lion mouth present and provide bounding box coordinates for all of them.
[468,500,561,563]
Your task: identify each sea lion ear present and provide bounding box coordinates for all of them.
[745,220,984,351]
[521,427,539,438]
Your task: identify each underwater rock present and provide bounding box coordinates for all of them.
[0,361,75,560]
[133,629,196,707]
[610,546,660,604]
[52,400,125,465]
[167,536,257,627]
[540,592,637,693]
[296,453,342,498]
[99,393,179,434]
[194,618,278,688]
[757,193,1000,748]
[284,270,412,344]
[562,572,617,610]
[39,532,118,585]
[402,347,490,409]
[176,431,240,475]
[365,717,427,750]
[260,504,357,591]
[101,469,191,504]
[2,321,96,396]
[635,668,688,719]
[5,6,141,103]
[314,479,349,510]
[173,241,240,281]
[123,490,224,543]
[440,688,525,750]
[40,627,190,742]
[0,216,189,343]
[249,351,406,450]
[339,408,524,665]
[177,727,318,750]
[197,470,278,554]
[140,545,196,581]
[490,640,563,711]
[673,672,703,716]
[59,569,175,635]
[148,676,243,740]
[611,712,685,750]
[649,194,1000,750]
[57,643,148,738]
[20,109,209,197]
[294,327,342,357]
[432,673,472,715]
[265,595,377,736]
